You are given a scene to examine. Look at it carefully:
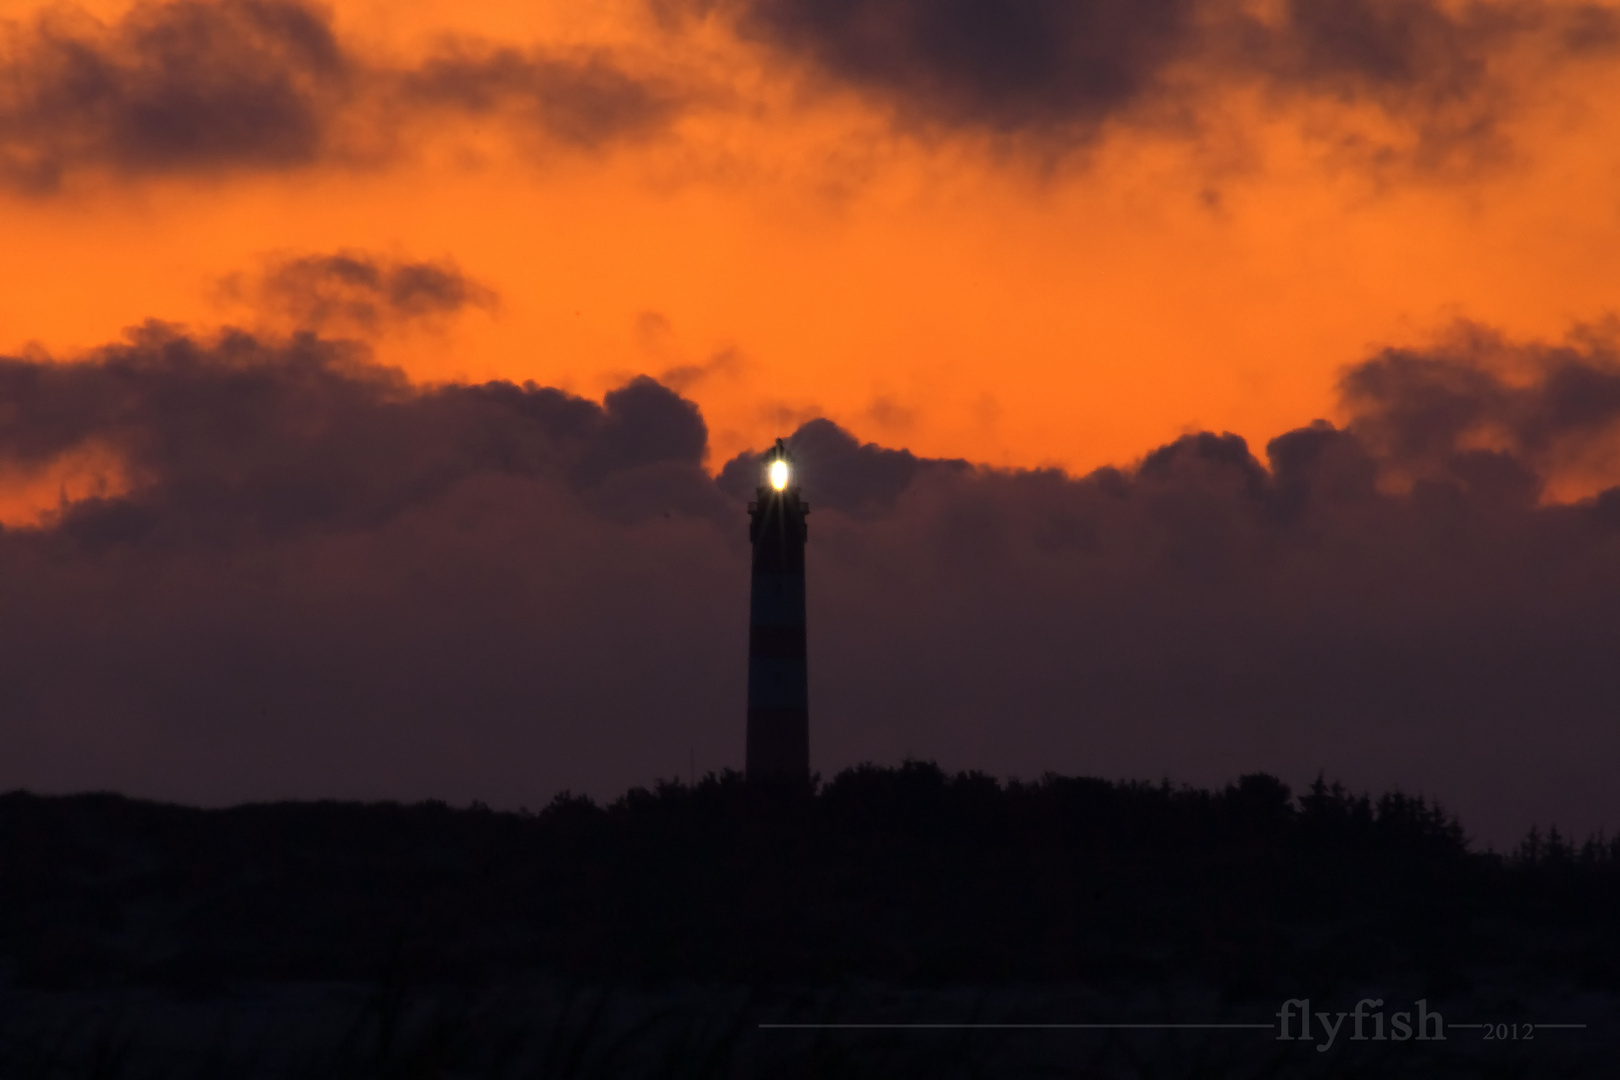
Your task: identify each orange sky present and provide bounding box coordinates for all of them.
[3,0,1618,477]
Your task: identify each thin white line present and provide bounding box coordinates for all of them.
[761,1021,1594,1033]
[757,1025,1269,1031]
[1452,1023,1591,1030]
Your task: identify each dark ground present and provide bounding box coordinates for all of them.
[1,763,1615,1077]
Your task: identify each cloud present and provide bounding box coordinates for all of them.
[0,0,689,192]
[0,323,724,541]
[0,0,347,190]
[717,416,968,516]
[683,0,1620,165]
[217,251,498,337]
[1340,320,1620,487]
[658,347,747,393]
[6,0,1601,191]
[717,0,1199,139]
[5,320,1620,846]
[396,45,685,150]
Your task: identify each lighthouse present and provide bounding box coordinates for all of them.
[746,438,810,784]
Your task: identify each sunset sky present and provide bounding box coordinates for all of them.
[4,0,1620,845]
[7,0,1619,481]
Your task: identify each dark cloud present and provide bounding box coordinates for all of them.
[1226,0,1620,170]
[719,0,1198,140]
[397,46,684,150]
[2,0,1609,188]
[717,416,968,516]
[1341,323,1620,473]
[1,324,725,543]
[219,251,498,336]
[571,376,710,488]
[6,322,1620,847]
[687,0,1620,163]
[0,0,348,189]
[658,347,746,393]
[0,0,687,192]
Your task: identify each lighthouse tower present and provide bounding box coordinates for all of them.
[746,439,810,784]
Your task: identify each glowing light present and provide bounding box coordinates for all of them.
[769,459,790,491]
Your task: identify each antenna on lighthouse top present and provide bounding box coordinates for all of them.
[764,438,794,491]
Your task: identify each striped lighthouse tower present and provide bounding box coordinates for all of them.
[746,438,810,784]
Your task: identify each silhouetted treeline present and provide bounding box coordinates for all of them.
[1,764,1615,994]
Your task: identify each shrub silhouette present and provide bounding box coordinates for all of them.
[0,763,1614,992]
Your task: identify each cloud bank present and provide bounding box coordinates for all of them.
[5,0,1615,192]
[2,319,1620,845]
[0,0,687,191]
[688,0,1620,165]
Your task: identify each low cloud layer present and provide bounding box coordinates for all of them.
[0,0,686,192]
[3,320,1620,845]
